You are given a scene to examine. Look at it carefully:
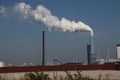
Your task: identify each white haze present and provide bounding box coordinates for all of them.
[0,5,7,17]
[14,2,94,36]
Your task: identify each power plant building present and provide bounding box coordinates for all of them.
[116,44,120,59]
[0,61,5,67]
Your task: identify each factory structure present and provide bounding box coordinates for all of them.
[93,44,120,65]
[40,30,96,65]
[0,2,120,69]
[40,30,120,65]
[0,61,5,67]
[0,30,120,66]
[116,44,120,59]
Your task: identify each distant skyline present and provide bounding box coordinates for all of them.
[0,0,120,65]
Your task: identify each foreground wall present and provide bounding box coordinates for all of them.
[0,65,120,80]
[0,65,120,73]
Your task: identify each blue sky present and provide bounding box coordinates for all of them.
[0,0,120,65]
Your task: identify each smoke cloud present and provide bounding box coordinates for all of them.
[15,2,94,36]
[0,5,7,18]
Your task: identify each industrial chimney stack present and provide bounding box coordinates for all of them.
[41,30,45,66]
[87,44,90,64]
[89,36,96,64]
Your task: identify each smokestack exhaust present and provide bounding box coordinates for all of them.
[15,2,96,64]
[15,2,94,34]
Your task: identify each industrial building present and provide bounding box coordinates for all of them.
[116,44,120,59]
[0,61,5,67]
[94,44,120,65]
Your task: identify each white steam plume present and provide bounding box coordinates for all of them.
[0,5,7,18]
[15,2,94,36]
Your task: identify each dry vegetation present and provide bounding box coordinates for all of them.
[0,71,113,80]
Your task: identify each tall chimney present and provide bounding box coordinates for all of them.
[87,44,90,64]
[90,36,96,64]
[41,30,45,66]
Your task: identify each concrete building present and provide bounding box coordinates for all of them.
[0,61,5,67]
[116,44,120,59]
